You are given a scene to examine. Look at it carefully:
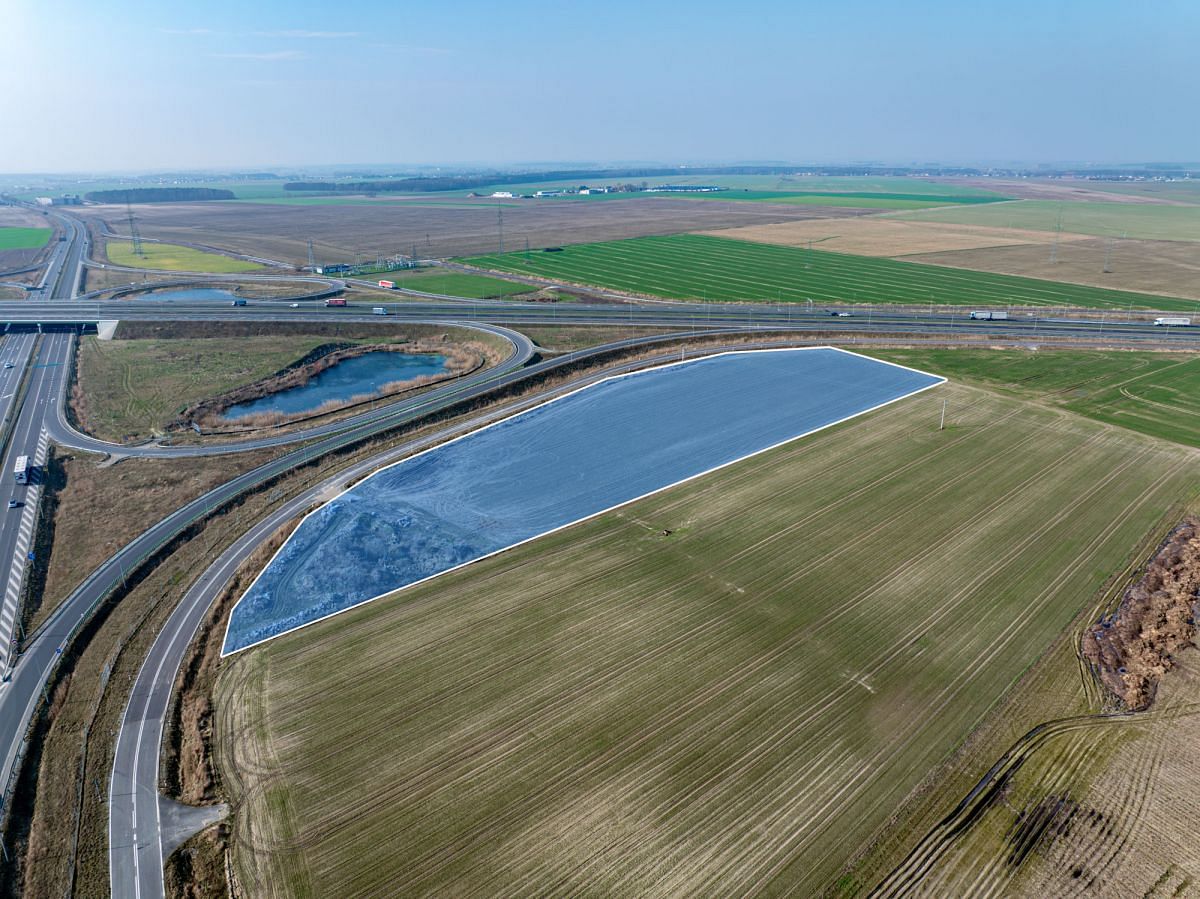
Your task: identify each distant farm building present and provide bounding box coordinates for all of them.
[490,191,516,198]
[645,185,726,193]
[315,263,351,274]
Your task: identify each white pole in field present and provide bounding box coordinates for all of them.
[939,399,947,431]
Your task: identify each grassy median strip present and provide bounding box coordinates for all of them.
[215,380,1197,897]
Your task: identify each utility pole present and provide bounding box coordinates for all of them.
[1103,238,1114,274]
[939,399,947,430]
[306,239,316,272]
[497,202,504,254]
[1049,204,1063,264]
[125,204,144,257]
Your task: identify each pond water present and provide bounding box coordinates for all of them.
[224,350,449,421]
[222,348,944,654]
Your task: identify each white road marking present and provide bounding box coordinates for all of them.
[0,429,50,670]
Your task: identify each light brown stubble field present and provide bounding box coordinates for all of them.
[214,381,1198,898]
[72,197,865,265]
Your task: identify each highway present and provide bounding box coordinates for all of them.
[0,336,56,671]
[0,210,1197,897]
[1,296,1198,352]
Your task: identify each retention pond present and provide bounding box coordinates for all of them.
[223,351,449,421]
[223,348,944,653]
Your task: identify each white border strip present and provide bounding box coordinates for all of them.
[221,346,946,656]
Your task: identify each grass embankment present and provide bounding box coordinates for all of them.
[24,448,277,635]
[0,227,52,250]
[897,199,1200,243]
[517,325,683,354]
[71,323,496,442]
[361,268,533,299]
[866,348,1200,449]
[105,239,266,273]
[215,381,1198,897]
[10,445,282,898]
[464,234,1192,309]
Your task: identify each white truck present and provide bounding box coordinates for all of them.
[13,455,28,485]
[372,307,389,316]
[1153,316,1191,327]
[969,310,1008,321]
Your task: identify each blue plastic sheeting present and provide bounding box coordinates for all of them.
[223,348,943,653]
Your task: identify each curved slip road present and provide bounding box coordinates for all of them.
[39,323,537,458]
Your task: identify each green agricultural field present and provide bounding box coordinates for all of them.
[464,234,1193,309]
[366,268,534,299]
[0,227,52,250]
[105,240,266,273]
[1080,180,1200,204]
[216,381,1198,898]
[897,199,1200,242]
[866,347,1200,449]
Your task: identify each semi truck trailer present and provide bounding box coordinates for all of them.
[969,311,1009,321]
[1154,316,1191,326]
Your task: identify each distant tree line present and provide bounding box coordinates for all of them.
[282,166,976,194]
[83,187,236,204]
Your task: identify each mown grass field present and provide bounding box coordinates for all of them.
[898,199,1200,242]
[0,227,52,250]
[866,348,1200,449]
[215,381,1198,898]
[105,239,267,273]
[464,234,1191,309]
[368,268,534,299]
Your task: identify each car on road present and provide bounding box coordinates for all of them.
[289,302,300,307]
[829,311,853,317]
[3,363,12,369]
[7,500,19,509]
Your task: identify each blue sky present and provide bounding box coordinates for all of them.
[1,0,1197,173]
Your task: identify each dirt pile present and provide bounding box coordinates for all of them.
[1083,517,1200,710]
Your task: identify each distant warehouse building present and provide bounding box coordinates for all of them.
[315,263,351,274]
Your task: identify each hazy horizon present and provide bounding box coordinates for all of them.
[3,0,1197,174]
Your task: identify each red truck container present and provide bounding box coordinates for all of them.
[324,298,347,307]
[378,279,396,289]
